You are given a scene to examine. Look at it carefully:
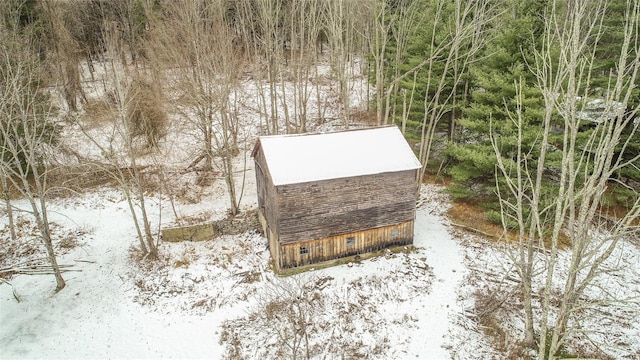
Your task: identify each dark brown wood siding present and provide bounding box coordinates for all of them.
[275,170,418,245]
[276,221,414,269]
[254,144,280,241]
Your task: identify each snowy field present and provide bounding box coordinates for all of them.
[3,181,637,359]
[0,184,496,359]
[1,59,639,359]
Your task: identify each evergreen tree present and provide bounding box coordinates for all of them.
[445,0,555,222]
[446,0,639,219]
[594,0,640,189]
[371,0,492,181]
[384,0,468,141]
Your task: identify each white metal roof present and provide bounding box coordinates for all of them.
[255,126,422,186]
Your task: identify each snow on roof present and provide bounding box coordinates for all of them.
[255,126,422,186]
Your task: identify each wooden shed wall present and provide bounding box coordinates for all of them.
[254,143,419,270]
[275,170,418,244]
[254,146,280,241]
[276,220,414,269]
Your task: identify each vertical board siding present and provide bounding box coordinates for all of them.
[277,221,414,269]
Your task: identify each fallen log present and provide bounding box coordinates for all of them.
[0,264,80,276]
[450,222,496,238]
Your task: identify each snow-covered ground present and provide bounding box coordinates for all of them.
[0,191,226,359]
[2,59,491,358]
[1,58,639,359]
[1,165,638,360]
[0,184,495,359]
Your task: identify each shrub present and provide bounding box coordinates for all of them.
[125,78,167,148]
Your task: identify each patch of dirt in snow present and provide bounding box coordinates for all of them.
[417,182,451,215]
[122,185,464,359]
[127,222,436,359]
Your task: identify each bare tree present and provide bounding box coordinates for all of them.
[366,0,493,183]
[369,0,396,126]
[0,169,16,241]
[108,0,147,68]
[221,275,323,360]
[415,0,493,181]
[73,28,160,258]
[369,0,425,126]
[150,0,244,215]
[235,0,288,135]
[0,25,65,291]
[285,0,323,133]
[492,0,640,356]
[322,0,366,128]
[39,0,86,112]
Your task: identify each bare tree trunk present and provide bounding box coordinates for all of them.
[324,0,362,128]
[1,174,16,241]
[493,0,640,356]
[492,79,537,347]
[35,195,65,292]
[314,58,328,124]
[0,21,66,291]
[124,185,148,254]
[218,110,239,216]
[288,0,321,133]
[370,0,390,126]
[203,120,214,172]
[242,0,286,134]
[130,161,157,257]
[417,0,491,181]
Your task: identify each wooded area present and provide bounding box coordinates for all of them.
[1,0,639,358]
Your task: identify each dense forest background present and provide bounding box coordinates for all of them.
[2,0,638,215]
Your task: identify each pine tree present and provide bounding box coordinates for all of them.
[595,0,640,190]
[445,0,555,222]
[383,0,465,140]
[372,0,491,181]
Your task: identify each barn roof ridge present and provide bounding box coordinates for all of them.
[256,124,396,139]
[253,125,422,186]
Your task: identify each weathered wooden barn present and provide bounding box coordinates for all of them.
[252,126,422,270]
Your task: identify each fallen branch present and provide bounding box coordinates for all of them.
[1,264,80,276]
[468,266,520,284]
[0,257,49,273]
[476,285,519,319]
[186,153,206,170]
[450,222,496,238]
[0,278,20,302]
[594,213,618,227]
[74,259,96,264]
